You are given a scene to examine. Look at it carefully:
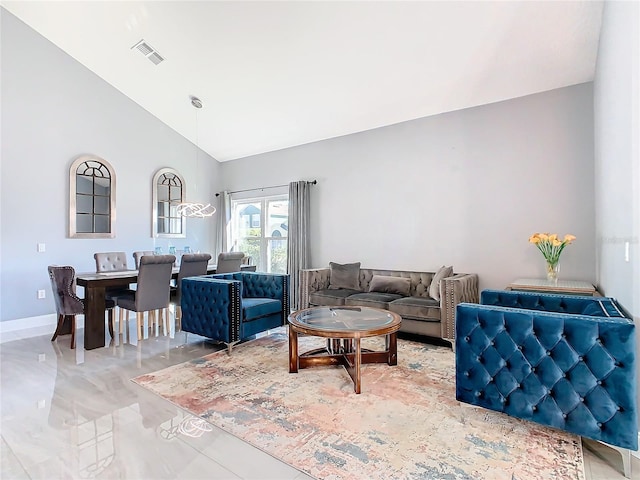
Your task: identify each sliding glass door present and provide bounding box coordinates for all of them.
[230,195,288,273]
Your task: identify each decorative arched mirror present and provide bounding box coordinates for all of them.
[152,168,186,238]
[69,155,116,238]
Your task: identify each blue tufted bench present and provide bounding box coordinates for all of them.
[181,272,289,353]
[456,289,637,455]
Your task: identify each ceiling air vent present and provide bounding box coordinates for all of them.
[131,39,164,65]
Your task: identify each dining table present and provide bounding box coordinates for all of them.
[75,264,254,350]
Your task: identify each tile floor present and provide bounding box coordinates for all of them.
[0,321,637,479]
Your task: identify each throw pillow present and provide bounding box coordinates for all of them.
[329,262,361,290]
[369,275,411,296]
[429,265,453,301]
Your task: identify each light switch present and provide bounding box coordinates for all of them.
[37,289,46,299]
[37,243,46,253]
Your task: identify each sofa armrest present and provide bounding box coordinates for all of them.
[441,273,479,342]
[299,268,331,309]
[181,277,243,343]
[480,289,629,318]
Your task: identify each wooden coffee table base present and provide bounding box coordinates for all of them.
[288,326,398,394]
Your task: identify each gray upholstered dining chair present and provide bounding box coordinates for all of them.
[94,251,131,335]
[48,265,115,349]
[94,251,128,272]
[170,253,212,329]
[115,255,175,340]
[133,251,155,269]
[215,252,245,274]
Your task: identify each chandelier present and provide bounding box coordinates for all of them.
[176,96,217,218]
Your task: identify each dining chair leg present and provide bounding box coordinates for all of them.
[149,310,156,334]
[51,314,65,342]
[70,315,76,349]
[137,312,144,340]
[155,310,160,336]
[107,309,115,339]
[119,309,125,335]
[176,305,182,331]
[164,308,170,335]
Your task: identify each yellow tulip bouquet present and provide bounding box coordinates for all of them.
[529,233,576,280]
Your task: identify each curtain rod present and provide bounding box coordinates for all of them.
[216,180,317,196]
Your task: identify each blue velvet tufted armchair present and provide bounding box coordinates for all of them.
[456,289,637,475]
[180,272,289,353]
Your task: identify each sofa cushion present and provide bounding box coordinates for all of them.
[389,296,441,321]
[310,288,360,307]
[329,262,361,290]
[345,292,402,309]
[242,298,282,321]
[429,265,453,301]
[369,275,411,296]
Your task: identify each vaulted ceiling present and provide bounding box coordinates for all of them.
[2,1,603,162]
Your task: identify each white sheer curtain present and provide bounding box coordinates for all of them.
[287,181,311,311]
[215,191,231,256]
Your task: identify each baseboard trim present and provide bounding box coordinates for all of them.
[0,314,58,334]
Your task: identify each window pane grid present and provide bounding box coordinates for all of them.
[231,195,288,273]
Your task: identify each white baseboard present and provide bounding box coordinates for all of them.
[0,313,58,333]
[0,314,90,344]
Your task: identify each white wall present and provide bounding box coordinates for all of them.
[593,0,640,430]
[0,10,221,322]
[222,83,596,292]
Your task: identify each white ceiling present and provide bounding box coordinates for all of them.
[2,1,603,162]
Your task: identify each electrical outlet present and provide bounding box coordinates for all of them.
[37,289,46,299]
[37,243,46,253]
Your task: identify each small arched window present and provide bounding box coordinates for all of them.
[152,168,186,238]
[69,155,116,238]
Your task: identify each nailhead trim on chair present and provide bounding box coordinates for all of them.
[230,282,240,342]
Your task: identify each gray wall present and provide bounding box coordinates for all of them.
[222,83,596,292]
[593,0,640,429]
[0,10,221,322]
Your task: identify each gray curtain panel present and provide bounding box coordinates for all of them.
[287,181,311,311]
[215,191,231,256]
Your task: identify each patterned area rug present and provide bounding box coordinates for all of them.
[133,330,584,480]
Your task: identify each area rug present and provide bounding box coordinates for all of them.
[133,331,584,480]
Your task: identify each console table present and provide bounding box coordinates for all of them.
[506,278,597,296]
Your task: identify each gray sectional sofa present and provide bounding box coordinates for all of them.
[300,263,479,346]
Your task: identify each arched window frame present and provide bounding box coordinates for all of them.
[69,155,116,238]
[152,167,186,238]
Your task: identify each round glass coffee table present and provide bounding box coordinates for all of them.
[288,306,402,393]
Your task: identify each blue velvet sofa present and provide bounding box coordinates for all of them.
[456,289,637,451]
[180,272,289,353]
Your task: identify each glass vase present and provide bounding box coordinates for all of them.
[546,261,559,283]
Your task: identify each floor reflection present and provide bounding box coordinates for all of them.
[2,318,631,480]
